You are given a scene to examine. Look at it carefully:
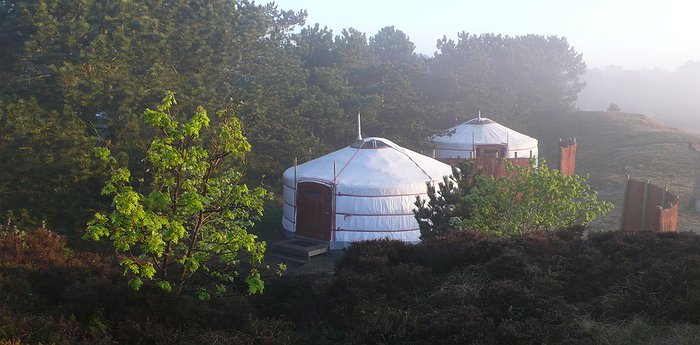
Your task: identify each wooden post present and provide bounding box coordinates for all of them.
[558,138,563,173]
[661,187,668,209]
[640,180,650,231]
[293,157,298,231]
[620,175,631,231]
[688,143,700,211]
[293,157,298,184]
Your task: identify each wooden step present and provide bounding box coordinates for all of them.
[270,238,330,260]
[268,251,309,264]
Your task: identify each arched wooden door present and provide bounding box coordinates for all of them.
[295,182,333,241]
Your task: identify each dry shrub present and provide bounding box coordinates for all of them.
[0,225,69,268]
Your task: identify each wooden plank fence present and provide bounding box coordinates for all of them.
[620,177,679,233]
[559,138,577,176]
[475,157,531,179]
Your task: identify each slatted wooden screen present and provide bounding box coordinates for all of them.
[620,177,679,233]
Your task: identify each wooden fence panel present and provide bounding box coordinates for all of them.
[475,157,532,179]
[477,156,503,178]
[644,183,665,231]
[620,179,647,231]
[657,203,679,233]
[559,138,577,176]
[621,178,679,233]
[510,158,532,168]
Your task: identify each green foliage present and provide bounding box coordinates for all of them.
[458,160,613,235]
[414,161,478,239]
[1,0,310,185]
[85,93,269,296]
[0,99,98,227]
[245,270,265,295]
[417,160,613,238]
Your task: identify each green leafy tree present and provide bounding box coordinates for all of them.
[458,160,612,236]
[414,161,477,239]
[85,92,269,297]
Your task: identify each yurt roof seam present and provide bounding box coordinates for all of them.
[335,146,362,179]
[336,137,434,182]
[389,145,434,181]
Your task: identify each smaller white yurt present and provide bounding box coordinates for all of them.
[429,115,538,161]
[282,137,453,249]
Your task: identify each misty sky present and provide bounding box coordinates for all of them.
[273,0,700,70]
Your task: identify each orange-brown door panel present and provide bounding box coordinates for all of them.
[296,182,332,241]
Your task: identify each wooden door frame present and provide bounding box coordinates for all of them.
[295,180,335,242]
[474,144,507,158]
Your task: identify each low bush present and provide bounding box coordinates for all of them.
[271,230,700,344]
[0,225,69,268]
[6,224,700,344]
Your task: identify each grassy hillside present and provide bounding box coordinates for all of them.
[526,111,700,232]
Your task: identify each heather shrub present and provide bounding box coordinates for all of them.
[6,219,700,344]
[0,225,69,268]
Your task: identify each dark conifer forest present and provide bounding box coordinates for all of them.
[0,0,585,228]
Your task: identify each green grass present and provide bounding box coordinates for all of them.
[526,111,700,232]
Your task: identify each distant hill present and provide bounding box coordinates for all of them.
[527,110,700,231]
[576,62,700,133]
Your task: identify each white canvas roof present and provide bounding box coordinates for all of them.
[429,116,538,159]
[282,137,453,248]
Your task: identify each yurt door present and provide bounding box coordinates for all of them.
[475,144,506,159]
[296,182,333,241]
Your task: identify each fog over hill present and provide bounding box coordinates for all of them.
[577,61,700,133]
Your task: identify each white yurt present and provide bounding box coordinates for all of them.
[429,115,538,161]
[282,137,454,249]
